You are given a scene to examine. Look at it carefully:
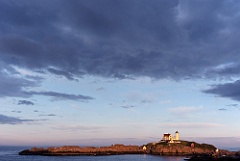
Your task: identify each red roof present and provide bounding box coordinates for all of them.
[163,133,171,136]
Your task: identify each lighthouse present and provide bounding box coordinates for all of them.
[175,131,179,140]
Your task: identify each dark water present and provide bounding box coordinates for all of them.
[0,146,185,161]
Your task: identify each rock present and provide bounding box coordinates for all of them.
[145,141,216,155]
[19,144,143,156]
[18,140,221,156]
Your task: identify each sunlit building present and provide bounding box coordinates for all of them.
[161,131,180,143]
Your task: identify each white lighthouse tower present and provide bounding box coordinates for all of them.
[175,131,179,140]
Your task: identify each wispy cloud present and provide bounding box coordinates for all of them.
[18,100,34,105]
[0,69,38,98]
[48,67,78,81]
[0,114,34,125]
[96,87,105,91]
[218,103,240,111]
[39,114,57,117]
[26,91,94,101]
[125,91,156,104]
[226,104,239,107]
[204,80,240,101]
[218,108,227,111]
[0,69,94,102]
[121,105,135,109]
[11,110,22,113]
[169,106,202,116]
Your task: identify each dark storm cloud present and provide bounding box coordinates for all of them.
[0,114,33,125]
[204,80,240,101]
[1,0,240,99]
[18,100,34,105]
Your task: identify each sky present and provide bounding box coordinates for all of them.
[1,0,240,149]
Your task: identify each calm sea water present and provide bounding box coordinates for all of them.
[0,146,185,161]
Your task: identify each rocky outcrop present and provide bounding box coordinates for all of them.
[19,140,218,156]
[145,141,216,155]
[19,144,143,156]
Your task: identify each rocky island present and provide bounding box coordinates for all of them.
[19,140,217,156]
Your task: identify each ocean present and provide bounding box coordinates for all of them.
[0,146,186,161]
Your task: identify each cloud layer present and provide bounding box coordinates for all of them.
[1,0,240,101]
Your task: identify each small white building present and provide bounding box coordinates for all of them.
[162,133,172,141]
